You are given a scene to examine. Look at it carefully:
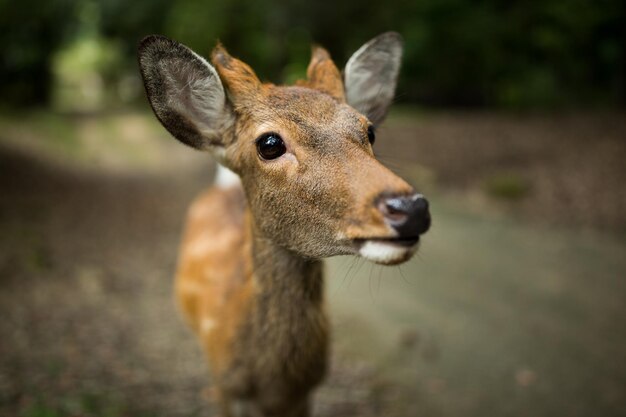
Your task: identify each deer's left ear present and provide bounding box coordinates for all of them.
[344,32,403,126]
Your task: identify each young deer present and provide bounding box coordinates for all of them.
[138,32,430,417]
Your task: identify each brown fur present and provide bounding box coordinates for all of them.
[298,47,345,100]
[139,34,417,417]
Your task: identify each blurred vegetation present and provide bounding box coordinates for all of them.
[19,392,142,417]
[484,172,531,200]
[0,0,624,110]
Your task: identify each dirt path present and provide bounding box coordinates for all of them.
[0,146,210,416]
[1,111,625,417]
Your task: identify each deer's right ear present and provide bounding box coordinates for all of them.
[138,35,232,152]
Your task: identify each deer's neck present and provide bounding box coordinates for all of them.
[246,220,328,380]
[236,199,328,388]
[249,224,324,309]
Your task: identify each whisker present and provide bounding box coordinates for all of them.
[397,265,411,286]
[347,258,365,290]
[338,256,359,293]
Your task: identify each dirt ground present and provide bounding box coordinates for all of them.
[0,110,625,417]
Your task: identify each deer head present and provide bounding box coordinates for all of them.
[138,32,430,265]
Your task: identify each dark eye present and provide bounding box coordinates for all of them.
[367,125,376,145]
[256,133,286,160]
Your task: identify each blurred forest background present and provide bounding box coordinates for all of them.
[1,1,626,417]
[1,0,624,110]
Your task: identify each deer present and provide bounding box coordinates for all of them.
[138,32,430,417]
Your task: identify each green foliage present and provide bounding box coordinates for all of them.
[0,0,624,108]
[0,0,80,105]
[21,403,61,417]
[19,392,148,417]
[484,172,531,200]
[52,33,124,111]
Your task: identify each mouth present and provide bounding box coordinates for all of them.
[354,237,420,265]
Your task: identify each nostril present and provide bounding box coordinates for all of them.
[385,199,408,215]
[378,193,431,236]
[379,198,409,224]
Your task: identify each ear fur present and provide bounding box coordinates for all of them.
[344,32,404,125]
[138,35,232,151]
[305,46,345,100]
[211,44,263,107]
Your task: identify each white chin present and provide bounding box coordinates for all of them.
[358,240,417,265]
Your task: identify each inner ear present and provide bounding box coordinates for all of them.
[344,32,404,126]
[138,35,232,151]
[304,47,345,100]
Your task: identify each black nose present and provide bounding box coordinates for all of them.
[379,194,431,237]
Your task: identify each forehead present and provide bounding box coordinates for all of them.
[253,86,367,146]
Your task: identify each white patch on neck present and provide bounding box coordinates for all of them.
[214,164,241,189]
[201,317,217,333]
[359,241,414,264]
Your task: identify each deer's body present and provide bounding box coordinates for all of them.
[139,33,430,416]
[176,177,327,415]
